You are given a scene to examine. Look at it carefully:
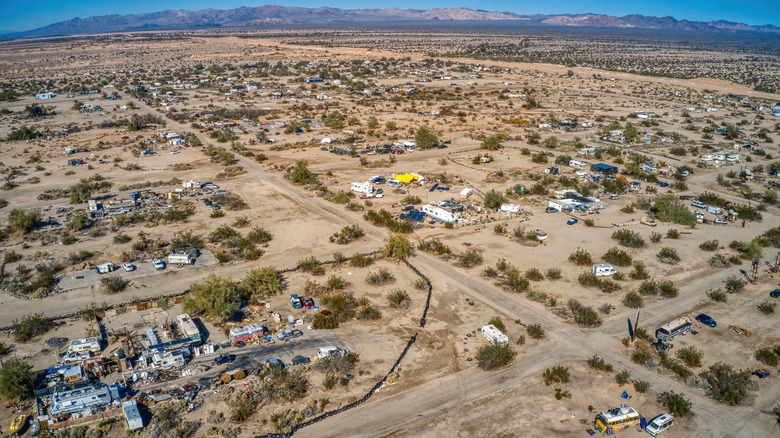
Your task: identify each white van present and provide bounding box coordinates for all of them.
[646,413,674,436]
[317,346,345,360]
[592,264,617,277]
[691,200,706,209]
[707,206,722,215]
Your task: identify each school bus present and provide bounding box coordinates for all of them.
[594,404,641,434]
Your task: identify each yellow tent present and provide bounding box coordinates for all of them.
[394,173,418,184]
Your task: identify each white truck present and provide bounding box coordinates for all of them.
[317,346,345,360]
[168,252,195,265]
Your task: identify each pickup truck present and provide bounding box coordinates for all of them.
[277,329,303,340]
[290,294,302,309]
[214,354,236,365]
[61,353,90,365]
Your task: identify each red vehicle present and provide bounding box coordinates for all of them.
[302,296,314,309]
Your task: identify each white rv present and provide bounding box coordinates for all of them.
[168,252,195,265]
[68,337,101,355]
[460,188,473,199]
[317,346,345,359]
[481,324,508,345]
[592,264,617,277]
[350,182,373,194]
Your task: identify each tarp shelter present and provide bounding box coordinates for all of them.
[591,163,619,174]
[394,174,418,184]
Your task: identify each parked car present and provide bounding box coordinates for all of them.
[714,218,728,225]
[770,289,780,299]
[291,355,311,366]
[265,358,285,369]
[211,204,220,210]
[152,259,166,270]
[203,198,212,205]
[122,263,136,272]
[640,217,657,227]
[695,313,717,327]
[753,369,770,379]
[291,329,303,337]
[277,329,294,340]
[214,354,236,365]
[567,218,578,225]
[545,207,558,213]
[233,341,246,348]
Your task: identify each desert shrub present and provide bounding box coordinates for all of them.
[113,233,132,244]
[568,248,592,265]
[602,248,632,266]
[246,227,273,245]
[633,380,651,393]
[658,280,679,298]
[401,195,422,205]
[615,369,631,386]
[12,313,51,342]
[657,391,692,417]
[525,268,544,281]
[387,289,411,309]
[457,248,484,268]
[578,272,601,287]
[417,238,452,256]
[101,276,128,294]
[366,268,395,285]
[755,347,779,366]
[700,240,719,251]
[527,323,545,339]
[758,302,776,315]
[649,231,662,243]
[621,204,635,213]
[612,229,644,248]
[476,343,517,370]
[709,254,731,268]
[488,316,506,332]
[587,355,613,372]
[567,299,602,326]
[542,365,570,385]
[707,288,728,302]
[676,346,703,367]
[546,268,561,279]
[629,261,650,279]
[623,291,643,308]
[657,247,681,264]
[322,373,337,390]
[724,275,746,293]
[632,350,651,365]
[701,362,752,405]
[350,253,374,267]
[666,228,680,239]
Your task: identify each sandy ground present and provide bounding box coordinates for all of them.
[0,32,779,437]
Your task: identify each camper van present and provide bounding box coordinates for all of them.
[68,337,101,355]
[707,206,722,215]
[592,264,617,277]
[691,200,706,209]
[350,182,373,194]
[481,324,508,345]
[317,346,345,360]
[645,413,674,436]
[655,317,693,341]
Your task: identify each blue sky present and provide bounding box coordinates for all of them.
[2,0,778,33]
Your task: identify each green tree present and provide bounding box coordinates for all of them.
[183,274,242,323]
[8,209,42,234]
[657,391,692,417]
[380,233,414,261]
[367,117,379,130]
[624,122,639,143]
[240,267,283,299]
[414,126,438,149]
[481,136,502,151]
[324,112,344,129]
[0,359,35,400]
[724,124,740,140]
[476,343,517,370]
[484,190,508,209]
[66,210,91,232]
[284,120,300,134]
[289,160,316,185]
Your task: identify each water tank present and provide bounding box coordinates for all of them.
[619,404,629,414]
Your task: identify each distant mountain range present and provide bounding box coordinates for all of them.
[6,6,780,39]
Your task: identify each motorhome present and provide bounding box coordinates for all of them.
[481,324,508,345]
[176,314,202,344]
[655,317,693,341]
[229,323,267,343]
[168,251,195,265]
[350,182,373,194]
[645,413,674,436]
[592,264,617,277]
[317,346,345,359]
[68,337,101,355]
[151,349,187,370]
[594,404,641,433]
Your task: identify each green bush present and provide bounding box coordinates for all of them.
[567,299,602,326]
[755,347,779,366]
[101,276,128,294]
[587,355,613,372]
[623,291,643,308]
[602,248,632,266]
[386,289,411,309]
[700,240,719,251]
[12,313,51,342]
[612,229,645,248]
[527,323,545,339]
[649,194,697,226]
[488,316,506,332]
[666,229,680,239]
[546,268,562,279]
[568,247,592,265]
[457,248,484,268]
[676,346,703,367]
[658,391,692,417]
[724,275,746,293]
[758,302,776,315]
[657,247,681,265]
[476,343,517,370]
[366,268,395,285]
[633,380,651,393]
[615,369,631,386]
[525,268,544,281]
[417,238,452,256]
[701,362,751,405]
[707,288,728,302]
[629,261,650,279]
[542,365,570,385]
[649,231,662,243]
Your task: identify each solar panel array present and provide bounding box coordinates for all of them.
[400,210,427,222]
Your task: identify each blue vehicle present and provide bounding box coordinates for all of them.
[567,218,578,225]
[770,289,780,299]
[695,313,717,327]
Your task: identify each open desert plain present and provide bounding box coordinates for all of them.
[0,17,779,438]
